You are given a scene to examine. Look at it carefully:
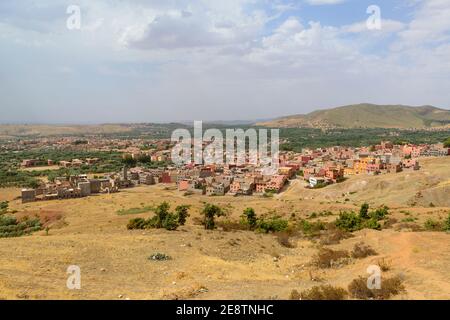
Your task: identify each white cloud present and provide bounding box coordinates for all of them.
[0,0,449,123]
[305,0,346,5]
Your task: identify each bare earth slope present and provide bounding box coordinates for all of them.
[0,157,449,300]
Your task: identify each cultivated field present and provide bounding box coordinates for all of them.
[0,157,449,300]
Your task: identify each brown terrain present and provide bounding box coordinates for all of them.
[0,157,449,300]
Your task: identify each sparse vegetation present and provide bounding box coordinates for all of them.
[117,206,154,216]
[298,219,326,237]
[0,215,42,238]
[312,248,350,269]
[377,258,391,272]
[318,224,353,245]
[351,242,378,259]
[290,285,348,300]
[126,202,190,231]
[256,216,289,233]
[348,275,405,300]
[424,218,443,231]
[335,204,389,232]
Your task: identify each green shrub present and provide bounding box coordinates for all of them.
[0,201,8,214]
[162,214,179,231]
[0,216,42,238]
[241,208,257,230]
[444,213,450,231]
[298,219,326,237]
[126,202,190,231]
[424,218,443,231]
[335,212,363,232]
[363,218,382,230]
[202,203,225,230]
[359,203,369,219]
[126,218,147,230]
[369,206,389,220]
[257,217,289,233]
[175,205,190,226]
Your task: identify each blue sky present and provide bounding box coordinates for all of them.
[0,0,449,123]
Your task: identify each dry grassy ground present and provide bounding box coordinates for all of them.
[0,157,449,300]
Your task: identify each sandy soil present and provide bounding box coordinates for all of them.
[0,157,449,300]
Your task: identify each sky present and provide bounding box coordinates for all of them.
[0,0,450,123]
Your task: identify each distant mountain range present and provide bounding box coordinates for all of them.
[256,104,450,129]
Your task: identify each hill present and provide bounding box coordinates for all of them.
[257,104,450,129]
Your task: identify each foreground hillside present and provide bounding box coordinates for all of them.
[0,157,449,300]
[257,104,450,129]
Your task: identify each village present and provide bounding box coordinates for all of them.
[19,140,450,203]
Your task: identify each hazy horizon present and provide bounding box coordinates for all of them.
[1,0,450,123]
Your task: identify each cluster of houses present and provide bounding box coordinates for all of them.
[21,167,131,203]
[295,141,449,187]
[20,141,449,202]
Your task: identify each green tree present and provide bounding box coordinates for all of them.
[122,154,137,167]
[0,201,8,214]
[242,207,257,230]
[154,201,170,228]
[175,205,190,226]
[443,137,450,148]
[202,203,225,230]
[359,203,369,219]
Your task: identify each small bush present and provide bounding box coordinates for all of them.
[149,253,171,261]
[369,206,389,220]
[424,218,443,231]
[298,219,326,237]
[257,217,289,233]
[444,213,450,232]
[312,248,349,269]
[289,289,301,300]
[359,203,369,219]
[319,225,353,245]
[362,218,381,230]
[335,212,363,232]
[377,258,391,272]
[348,275,405,300]
[351,242,378,259]
[295,285,348,300]
[395,222,422,232]
[126,218,147,230]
